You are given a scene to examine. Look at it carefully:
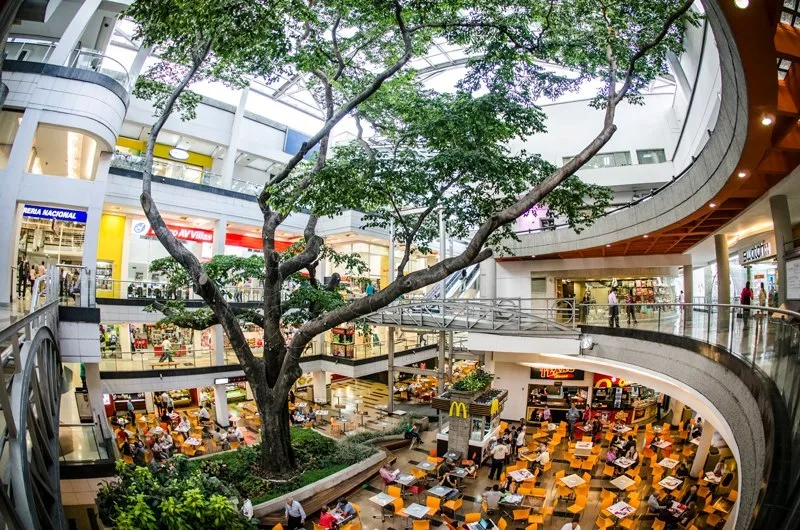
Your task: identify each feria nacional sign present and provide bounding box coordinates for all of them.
[741,240,773,264]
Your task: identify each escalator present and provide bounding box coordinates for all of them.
[425,263,480,299]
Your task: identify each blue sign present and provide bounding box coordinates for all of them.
[22,204,87,223]
[284,129,320,161]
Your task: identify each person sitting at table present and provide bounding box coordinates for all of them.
[160,433,174,455]
[650,434,663,449]
[318,506,336,529]
[483,484,503,512]
[533,446,550,471]
[122,441,134,458]
[675,462,690,479]
[713,460,726,477]
[559,516,581,530]
[681,485,698,504]
[541,405,551,422]
[624,435,636,454]
[679,502,698,527]
[228,425,244,442]
[606,446,618,464]
[212,427,229,450]
[178,413,191,431]
[648,493,668,513]
[515,425,526,456]
[152,440,165,461]
[336,498,357,519]
[591,418,603,443]
[132,442,146,466]
[625,446,639,465]
[440,473,461,500]
[198,406,211,424]
[308,408,317,423]
[690,418,703,439]
[438,459,456,481]
[610,433,622,448]
[379,462,399,484]
[656,506,679,526]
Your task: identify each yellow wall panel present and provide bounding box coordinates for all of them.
[97,214,126,298]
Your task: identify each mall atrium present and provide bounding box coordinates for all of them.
[0,0,799,529]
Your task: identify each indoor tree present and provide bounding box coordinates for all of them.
[129,0,699,474]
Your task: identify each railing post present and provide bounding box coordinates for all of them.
[657,306,662,332]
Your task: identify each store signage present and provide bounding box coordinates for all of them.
[490,399,500,415]
[449,401,468,418]
[131,220,214,243]
[530,367,584,380]
[214,375,248,385]
[225,232,291,252]
[593,373,629,388]
[22,204,87,223]
[742,240,773,264]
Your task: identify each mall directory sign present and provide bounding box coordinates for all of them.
[22,204,87,223]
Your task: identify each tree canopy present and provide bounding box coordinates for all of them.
[128,0,699,473]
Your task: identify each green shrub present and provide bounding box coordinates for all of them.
[451,369,493,392]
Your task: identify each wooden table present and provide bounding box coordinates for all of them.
[652,440,673,450]
[658,476,683,491]
[658,458,680,470]
[613,457,635,470]
[560,474,586,489]
[574,441,593,457]
[609,475,636,491]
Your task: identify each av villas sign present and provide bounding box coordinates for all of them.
[741,240,773,264]
[131,220,214,244]
[22,205,87,223]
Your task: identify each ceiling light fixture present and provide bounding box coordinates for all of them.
[761,115,774,126]
[643,234,649,238]
[606,244,611,247]
[734,0,749,8]
[737,171,747,178]
[709,202,717,208]
[169,148,190,160]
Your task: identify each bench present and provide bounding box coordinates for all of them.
[148,361,179,369]
[258,454,397,527]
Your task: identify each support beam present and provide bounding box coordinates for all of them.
[387,327,395,414]
[770,195,792,306]
[214,383,229,428]
[393,365,438,377]
[47,0,103,66]
[437,330,446,394]
[690,423,715,478]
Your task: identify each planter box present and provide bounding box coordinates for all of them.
[253,450,386,518]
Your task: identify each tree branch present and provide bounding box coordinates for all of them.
[260,1,413,200]
[279,215,324,278]
[151,300,265,330]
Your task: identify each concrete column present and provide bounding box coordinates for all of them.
[682,265,693,304]
[690,423,715,478]
[214,383,229,427]
[213,325,225,365]
[483,351,495,374]
[671,399,686,427]
[387,327,395,414]
[770,195,792,306]
[214,218,227,256]
[715,234,731,334]
[127,45,153,86]
[0,108,41,307]
[437,331,446,394]
[715,235,730,303]
[220,88,251,190]
[480,256,497,299]
[84,362,111,437]
[312,370,327,404]
[47,0,103,66]
[144,392,155,415]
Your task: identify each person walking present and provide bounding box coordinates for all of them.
[758,282,767,315]
[625,290,638,325]
[608,287,620,328]
[566,403,580,441]
[284,497,306,530]
[488,438,509,480]
[740,281,753,324]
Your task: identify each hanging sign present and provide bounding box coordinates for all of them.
[131,220,214,244]
[22,204,87,223]
[741,240,773,264]
[449,401,468,418]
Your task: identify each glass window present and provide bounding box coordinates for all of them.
[0,109,23,170]
[27,124,101,180]
[636,149,667,165]
[562,151,632,169]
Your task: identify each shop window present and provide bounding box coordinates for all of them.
[563,151,632,169]
[636,149,667,165]
[27,124,101,180]
[0,109,23,170]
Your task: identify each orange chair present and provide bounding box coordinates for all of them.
[425,496,441,516]
[412,521,430,530]
[512,508,531,526]
[272,524,284,530]
[443,497,462,516]
[497,518,508,530]
[465,513,481,523]
[567,495,586,515]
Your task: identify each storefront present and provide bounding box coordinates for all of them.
[15,203,87,268]
[588,373,659,424]
[525,367,591,424]
[731,235,779,305]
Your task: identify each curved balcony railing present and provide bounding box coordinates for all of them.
[110,153,224,188]
[4,39,131,89]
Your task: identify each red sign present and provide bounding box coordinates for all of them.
[225,232,292,252]
[593,373,629,388]
[145,225,214,243]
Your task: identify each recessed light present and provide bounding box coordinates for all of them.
[734,0,749,8]
[737,171,747,178]
[709,203,716,208]
[643,234,649,238]
[761,116,774,126]
[606,244,611,247]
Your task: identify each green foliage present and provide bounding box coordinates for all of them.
[452,369,493,392]
[96,457,255,530]
[187,428,376,504]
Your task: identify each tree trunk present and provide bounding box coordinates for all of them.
[255,385,296,474]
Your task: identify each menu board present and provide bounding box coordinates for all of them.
[788,257,800,300]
